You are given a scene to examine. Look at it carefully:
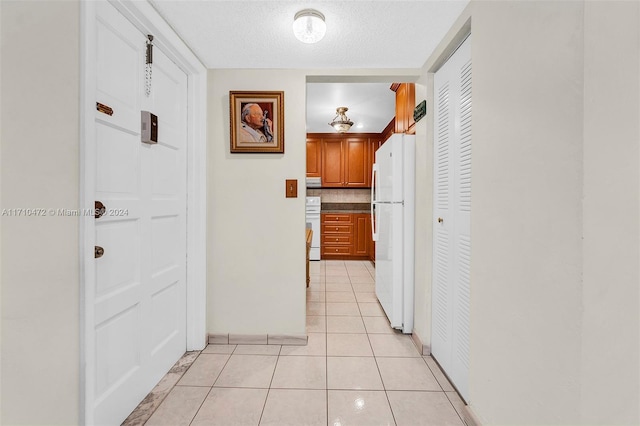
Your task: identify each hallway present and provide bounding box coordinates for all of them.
[124,260,466,425]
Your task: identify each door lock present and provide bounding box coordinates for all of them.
[95,246,104,259]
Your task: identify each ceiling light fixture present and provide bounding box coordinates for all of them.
[329,107,354,133]
[293,9,326,44]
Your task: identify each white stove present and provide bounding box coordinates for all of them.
[305,196,321,260]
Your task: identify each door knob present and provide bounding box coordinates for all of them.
[95,201,106,219]
[438,217,443,223]
[95,246,104,258]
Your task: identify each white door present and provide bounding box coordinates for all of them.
[90,3,188,424]
[431,34,472,402]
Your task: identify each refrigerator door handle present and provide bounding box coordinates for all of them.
[371,163,378,203]
[371,202,379,241]
[371,163,379,241]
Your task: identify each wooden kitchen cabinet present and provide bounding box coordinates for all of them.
[321,213,353,258]
[344,138,369,187]
[321,138,370,187]
[369,136,383,186]
[353,213,370,257]
[391,83,416,135]
[321,213,370,260]
[321,140,344,186]
[308,133,384,188]
[306,138,322,178]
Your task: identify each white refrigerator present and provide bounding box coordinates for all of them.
[371,133,415,334]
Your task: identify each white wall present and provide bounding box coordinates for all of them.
[581,1,640,422]
[207,69,308,335]
[0,1,81,424]
[411,78,432,350]
[471,1,585,422]
[206,70,418,337]
[415,1,640,423]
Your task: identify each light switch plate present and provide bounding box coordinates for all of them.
[286,179,297,198]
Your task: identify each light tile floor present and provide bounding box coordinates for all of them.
[124,260,466,426]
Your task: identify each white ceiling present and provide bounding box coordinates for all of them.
[306,82,396,133]
[149,0,469,133]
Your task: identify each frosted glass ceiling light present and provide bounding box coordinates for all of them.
[329,107,354,133]
[293,9,326,44]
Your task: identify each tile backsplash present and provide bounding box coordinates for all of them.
[306,188,371,203]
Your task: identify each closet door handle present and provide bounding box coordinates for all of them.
[438,217,443,223]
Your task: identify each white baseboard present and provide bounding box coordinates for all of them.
[208,333,307,346]
[411,329,431,355]
[462,405,484,426]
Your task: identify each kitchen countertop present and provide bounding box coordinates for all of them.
[321,202,371,213]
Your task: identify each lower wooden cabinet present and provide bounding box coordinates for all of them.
[321,213,371,260]
[353,214,369,256]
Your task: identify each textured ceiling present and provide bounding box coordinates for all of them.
[149,0,469,132]
[149,0,469,69]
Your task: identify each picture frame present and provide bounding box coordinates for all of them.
[229,91,284,153]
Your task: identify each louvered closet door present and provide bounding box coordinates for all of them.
[432,34,471,402]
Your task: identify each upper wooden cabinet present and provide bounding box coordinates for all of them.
[306,138,322,178]
[344,138,369,187]
[307,133,380,186]
[391,83,416,135]
[321,138,370,187]
[321,139,344,185]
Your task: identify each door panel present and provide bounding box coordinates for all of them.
[345,138,369,187]
[151,216,179,273]
[451,57,473,389]
[432,78,452,362]
[96,125,140,195]
[432,226,450,344]
[151,281,181,352]
[90,3,188,424]
[353,214,369,256]
[453,235,471,372]
[152,145,180,195]
[431,34,472,402]
[322,140,343,186]
[96,6,140,134]
[95,306,140,397]
[306,138,322,177]
[95,219,140,297]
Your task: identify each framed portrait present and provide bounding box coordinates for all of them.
[230,91,284,153]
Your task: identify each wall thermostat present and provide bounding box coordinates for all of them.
[141,111,158,144]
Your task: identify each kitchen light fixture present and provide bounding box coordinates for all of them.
[329,107,354,133]
[293,9,326,44]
